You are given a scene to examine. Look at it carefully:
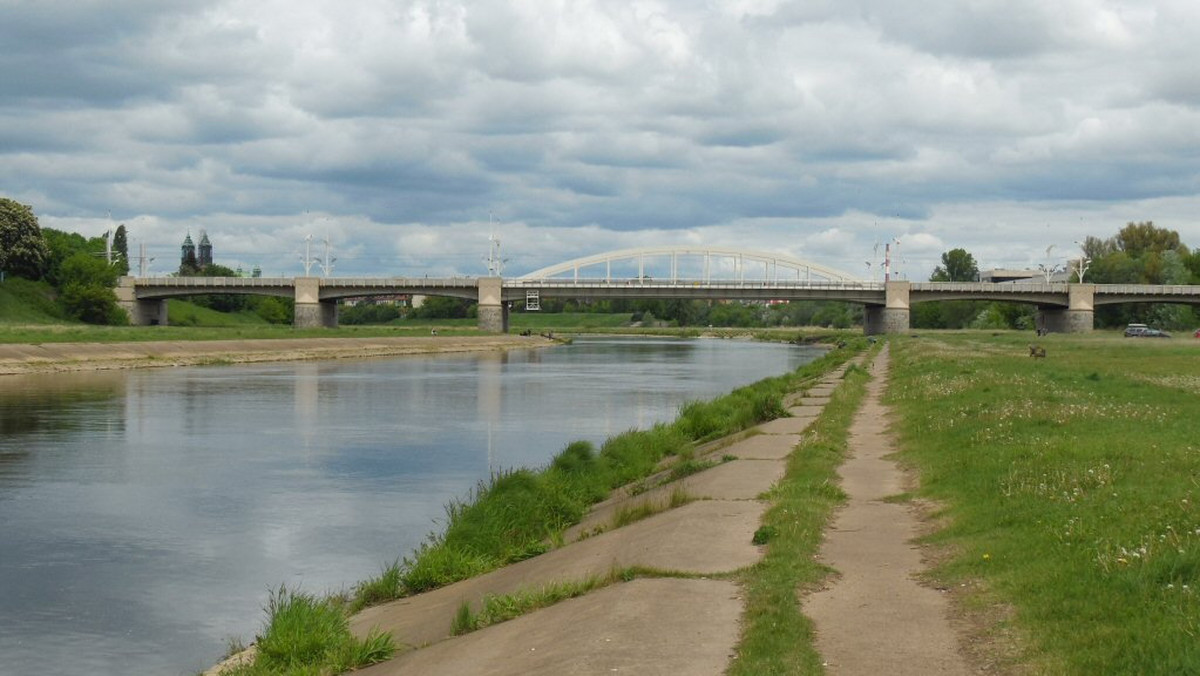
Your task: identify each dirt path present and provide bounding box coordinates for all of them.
[803,346,972,674]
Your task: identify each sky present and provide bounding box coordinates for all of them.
[2,0,1198,281]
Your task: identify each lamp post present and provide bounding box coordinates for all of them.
[1072,241,1090,283]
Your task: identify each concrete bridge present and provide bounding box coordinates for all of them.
[115,246,1200,335]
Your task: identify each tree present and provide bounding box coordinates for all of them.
[112,224,130,276]
[0,197,50,280]
[56,252,124,324]
[930,248,979,282]
[411,295,473,319]
[1115,221,1186,258]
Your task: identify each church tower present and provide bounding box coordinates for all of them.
[199,230,213,268]
[180,232,196,270]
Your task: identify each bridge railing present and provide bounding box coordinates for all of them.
[132,277,295,287]
[1095,284,1200,296]
[910,282,1069,293]
[508,278,885,290]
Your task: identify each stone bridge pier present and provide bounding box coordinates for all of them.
[476,277,509,333]
[864,281,911,335]
[116,278,169,325]
[293,277,339,328]
[1037,284,1094,334]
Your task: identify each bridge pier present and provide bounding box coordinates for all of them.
[477,277,509,333]
[864,281,911,335]
[1037,285,1094,334]
[293,277,339,329]
[116,277,169,325]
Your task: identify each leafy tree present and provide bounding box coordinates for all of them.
[930,248,979,282]
[42,228,105,287]
[56,252,124,324]
[254,296,294,324]
[341,302,402,325]
[112,224,130,276]
[0,198,50,280]
[1115,221,1186,258]
[411,295,473,319]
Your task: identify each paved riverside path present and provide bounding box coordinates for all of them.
[803,346,972,674]
[338,366,852,676]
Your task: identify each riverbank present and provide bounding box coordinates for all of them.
[206,342,865,675]
[0,335,554,375]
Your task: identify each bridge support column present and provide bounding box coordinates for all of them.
[477,277,509,333]
[864,281,910,335]
[1037,285,1094,334]
[115,276,169,325]
[293,277,339,328]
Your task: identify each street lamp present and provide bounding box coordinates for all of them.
[1072,241,1090,283]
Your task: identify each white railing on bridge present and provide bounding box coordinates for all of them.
[508,278,884,290]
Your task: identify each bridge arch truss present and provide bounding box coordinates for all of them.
[518,247,860,284]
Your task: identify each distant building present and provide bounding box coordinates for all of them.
[180,233,197,270]
[198,231,213,268]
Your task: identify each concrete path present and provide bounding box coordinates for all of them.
[803,347,972,674]
[343,367,850,675]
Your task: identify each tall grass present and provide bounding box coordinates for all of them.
[886,333,1200,673]
[224,585,395,675]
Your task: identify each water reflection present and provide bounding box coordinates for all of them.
[0,337,821,675]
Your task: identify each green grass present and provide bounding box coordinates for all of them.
[0,277,68,324]
[509,312,634,329]
[886,332,1200,673]
[730,356,873,675]
[611,486,695,529]
[167,299,270,327]
[450,574,614,636]
[224,586,395,675]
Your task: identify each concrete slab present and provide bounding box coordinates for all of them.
[565,458,785,539]
[806,385,838,397]
[787,405,824,418]
[721,433,801,459]
[755,416,817,436]
[350,500,764,648]
[354,578,742,676]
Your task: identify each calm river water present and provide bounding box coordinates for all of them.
[0,336,821,675]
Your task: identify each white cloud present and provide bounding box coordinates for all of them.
[1,0,1198,282]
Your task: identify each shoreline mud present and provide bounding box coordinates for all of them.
[0,335,554,376]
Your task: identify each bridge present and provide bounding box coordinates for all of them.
[115,246,1200,335]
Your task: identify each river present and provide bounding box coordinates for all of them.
[0,336,822,675]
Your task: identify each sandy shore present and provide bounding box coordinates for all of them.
[0,335,555,375]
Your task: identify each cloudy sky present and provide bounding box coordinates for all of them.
[3,0,1198,280]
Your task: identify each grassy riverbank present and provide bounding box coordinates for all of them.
[220,341,861,674]
[887,332,1200,673]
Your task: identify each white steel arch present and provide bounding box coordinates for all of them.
[518,246,860,283]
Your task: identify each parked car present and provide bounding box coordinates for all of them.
[1124,323,1170,338]
[1124,323,1149,337]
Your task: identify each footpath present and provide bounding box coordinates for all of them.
[803,346,971,674]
